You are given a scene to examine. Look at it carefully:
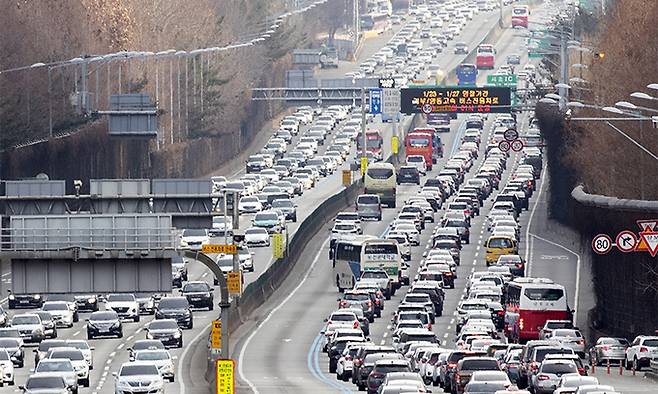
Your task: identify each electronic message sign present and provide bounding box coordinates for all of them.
[400,87,512,114]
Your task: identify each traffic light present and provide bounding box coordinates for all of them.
[594,52,605,59]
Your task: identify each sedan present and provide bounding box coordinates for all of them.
[180,281,214,310]
[589,337,629,366]
[86,311,123,339]
[145,319,183,348]
[244,227,270,247]
[133,349,176,382]
[20,375,70,394]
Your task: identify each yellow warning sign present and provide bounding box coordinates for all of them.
[226,272,242,295]
[216,359,234,394]
[360,156,368,176]
[272,233,285,259]
[202,244,237,254]
[392,136,399,154]
[342,170,352,186]
[211,320,222,349]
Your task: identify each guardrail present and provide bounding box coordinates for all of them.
[1,227,177,251]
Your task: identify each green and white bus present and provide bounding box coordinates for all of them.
[333,236,402,292]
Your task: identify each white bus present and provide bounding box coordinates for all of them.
[365,162,397,208]
[332,237,402,292]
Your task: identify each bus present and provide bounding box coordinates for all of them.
[407,128,443,166]
[476,44,496,70]
[512,5,530,28]
[333,237,403,292]
[456,63,478,86]
[365,162,397,208]
[357,130,384,160]
[504,278,572,343]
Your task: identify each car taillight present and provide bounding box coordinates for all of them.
[354,358,362,366]
[641,346,649,352]
[578,339,585,345]
[345,355,352,361]
[601,345,610,350]
[455,373,461,382]
[537,374,549,381]
[448,362,457,369]
[376,290,383,298]
[375,299,381,306]
[445,272,453,277]
[353,321,360,329]
[519,318,524,330]
[497,310,505,316]
[516,263,524,268]
[577,367,585,375]
[367,301,372,307]
[327,320,332,325]
[530,362,538,371]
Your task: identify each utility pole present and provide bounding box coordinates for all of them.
[360,87,367,178]
[558,24,568,111]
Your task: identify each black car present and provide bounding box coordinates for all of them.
[86,311,123,339]
[127,339,166,361]
[180,282,214,311]
[145,319,183,348]
[7,291,43,309]
[73,295,100,312]
[155,297,193,329]
[398,166,420,185]
[0,338,23,367]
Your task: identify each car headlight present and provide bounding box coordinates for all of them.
[74,364,85,371]
[111,322,121,329]
[150,379,164,389]
[33,294,41,299]
[117,380,132,389]
[8,295,14,300]
[173,331,181,339]
[87,297,97,303]
[146,332,154,339]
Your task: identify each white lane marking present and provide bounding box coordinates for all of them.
[109,351,116,358]
[117,343,124,350]
[450,319,455,324]
[530,233,581,326]
[202,272,208,278]
[104,366,110,371]
[380,339,386,345]
[476,246,480,251]
[126,335,134,341]
[447,325,452,331]
[106,359,112,365]
[73,330,80,336]
[238,239,330,394]
[443,333,449,338]
[525,163,547,274]
[102,371,108,378]
[136,328,143,334]
[472,260,477,266]
[383,332,388,338]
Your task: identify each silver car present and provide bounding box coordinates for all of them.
[531,359,579,394]
[589,337,628,366]
[114,362,165,394]
[10,313,45,343]
[356,194,382,221]
[33,358,78,393]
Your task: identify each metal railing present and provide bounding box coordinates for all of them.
[1,227,177,251]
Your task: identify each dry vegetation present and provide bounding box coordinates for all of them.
[565,0,658,199]
[0,0,339,179]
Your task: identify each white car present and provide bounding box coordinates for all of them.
[114,362,165,394]
[244,227,270,247]
[42,301,75,328]
[133,349,175,382]
[66,340,94,370]
[625,335,658,370]
[33,358,78,392]
[105,294,140,322]
[46,347,90,387]
[549,329,586,356]
[179,228,209,250]
[0,349,14,385]
[391,222,421,245]
[406,155,428,174]
[238,196,263,214]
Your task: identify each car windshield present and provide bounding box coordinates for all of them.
[644,339,658,347]
[90,312,117,321]
[255,213,278,221]
[367,168,393,179]
[524,288,564,301]
[37,360,73,372]
[120,364,159,376]
[334,224,356,231]
[183,283,208,292]
[0,339,18,347]
[108,294,135,302]
[159,298,189,309]
[408,138,429,147]
[358,195,379,204]
[362,270,388,278]
[488,238,513,248]
[331,314,355,322]
[50,350,83,360]
[182,229,207,237]
[272,200,293,208]
[465,382,508,392]
[66,341,90,350]
[12,315,39,325]
[149,320,178,330]
[246,228,267,235]
[462,359,499,370]
[42,303,68,311]
[133,341,165,351]
[542,363,578,374]
[39,341,67,351]
[27,376,67,389]
[135,351,170,361]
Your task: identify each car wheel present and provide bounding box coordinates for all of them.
[9,379,14,386]
[73,313,79,323]
[118,330,123,339]
[634,357,640,371]
[625,357,632,370]
[188,321,194,329]
[87,333,94,340]
[82,378,90,387]
[209,301,214,311]
[17,360,23,368]
[178,339,183,348]
[134,315,140,323]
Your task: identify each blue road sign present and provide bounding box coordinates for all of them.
[369,88,382,114]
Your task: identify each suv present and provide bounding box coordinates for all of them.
[625,335,658,370]
[451,356,501,394]
[398,166,421,185]
[539,320,574,339]
[105,294,140,322]
[367,359,411,394]
[356,194,382,221]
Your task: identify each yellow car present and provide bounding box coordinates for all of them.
[485,235,518,266]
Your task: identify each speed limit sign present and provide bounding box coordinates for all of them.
[591,234,613,255]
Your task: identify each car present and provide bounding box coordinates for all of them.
[66,340,94,370]
[237,246,255,272]
[539,320,574,339]
[549,329,586,357]
[33,311,58,339]
[238,196,263,213]
[180,281,214,310]
[0,338,23,367]
[104,294,140,323]
[136,294,160,315]
[244,227,270,246]
[406,155,428,175]
[179,228,209,250]
[73,294,99,312]
[451,357,501,394]
[506,54,521,65]
[0,349,15,385]
[133,349,176,382]
[531,359,579,394]
[271,198,297,222]
[20,375,70,394]
[360,270,394,299]
[113,362,165,394]
[10,313,45,343]
[553,375,599,394]
[155,297,193,329]
[32,358,79,393]
[7,291,43,309]
[398,166,421,185]
[127,340,166,362]
[41,302,75,328]
[589,337,628,366]
[454,42,468,54]
[144,319,183,349]
[86,311,123,339]
[34,339,68,366]
[45,348,90,387]
[625,335,658,370]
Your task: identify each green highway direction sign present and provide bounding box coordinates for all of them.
[486,74,517,87]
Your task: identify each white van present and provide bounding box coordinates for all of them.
[364,162,397,208]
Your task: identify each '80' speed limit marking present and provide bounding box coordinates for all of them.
[592,233,613,255]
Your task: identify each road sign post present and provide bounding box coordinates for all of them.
[211,320,222,349]
[615,231,637,253]
[342,170,352,186]
[226,272,242,295]
[369,89,382,114]
[592,234,613,255]
[272,233,285,259]
[202,244,237,254]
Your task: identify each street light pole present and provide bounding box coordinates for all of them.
[360,87,367,177]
